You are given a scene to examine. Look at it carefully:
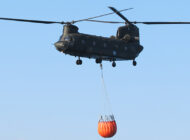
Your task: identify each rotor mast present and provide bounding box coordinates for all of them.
[109,7,132,25]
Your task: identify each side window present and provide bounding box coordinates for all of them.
[93,41,96,46]
[113,50,117,56]
[104,43,107,48]
[81,40,85,44]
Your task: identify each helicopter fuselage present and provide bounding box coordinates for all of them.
[55,33,143,61]
[54,24,143,67]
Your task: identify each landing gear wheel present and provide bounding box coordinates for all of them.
[79,59,82,65]
[112,61,116,67]
[96,58,102,64]
[76,60,79,65]
[133,60,137,66]
[76,59,82,65]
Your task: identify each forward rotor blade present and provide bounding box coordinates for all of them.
[132,21,190,24]
[74,8,133,23]
[84,19,125,24]
[109,6,131,25]
[0,17,65,24]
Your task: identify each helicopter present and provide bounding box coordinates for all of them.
[1,7,190,67]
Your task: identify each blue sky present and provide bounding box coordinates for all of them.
[0,0,190,140]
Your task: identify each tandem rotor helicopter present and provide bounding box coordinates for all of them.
[1,7,190,67]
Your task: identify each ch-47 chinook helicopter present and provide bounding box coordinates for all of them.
[1,7,190,67]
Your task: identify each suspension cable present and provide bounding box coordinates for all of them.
[100,64,113,115]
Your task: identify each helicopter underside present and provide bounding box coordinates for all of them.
[62,49,139,67]
[66,51,132,61]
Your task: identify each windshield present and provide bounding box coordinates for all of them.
[64,36,71,42]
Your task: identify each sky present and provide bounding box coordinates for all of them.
[0,0,190,140]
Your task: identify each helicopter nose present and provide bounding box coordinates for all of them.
[54,41,69,52]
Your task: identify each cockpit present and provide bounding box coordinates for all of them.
[58,24,78,41]
[55,24,77,52]
[55,35,73,52]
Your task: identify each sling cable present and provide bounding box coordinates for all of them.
[98,64,117,138]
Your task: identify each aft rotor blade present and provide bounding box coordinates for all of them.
[132,21,190,24]
[74,8,133,23]
[83,20,190,25]
[84,19,125,24]
[109,6,131,25]
[0,17,65,24]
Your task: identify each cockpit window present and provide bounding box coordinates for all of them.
[64,36,71,42]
